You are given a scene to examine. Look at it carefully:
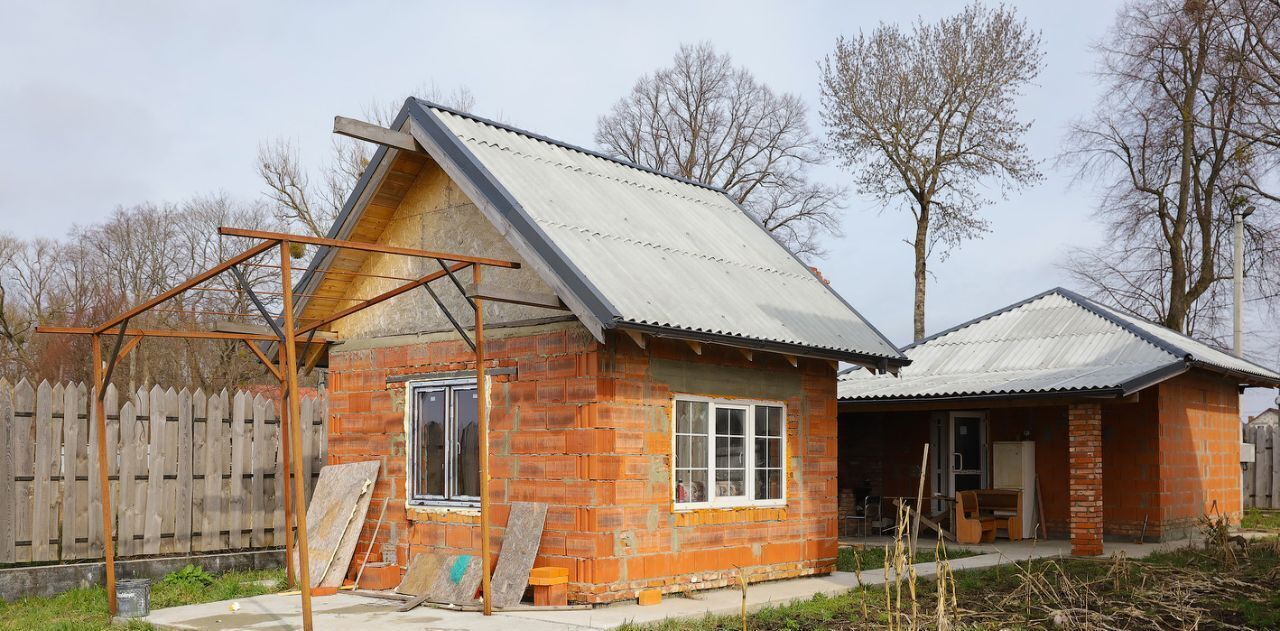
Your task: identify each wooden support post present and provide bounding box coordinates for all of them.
[279,243,315,631]
[475,265,493,616]
[92,335,118,615]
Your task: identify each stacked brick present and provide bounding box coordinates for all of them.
[1067,402,1103,556]
[326,321,838,603]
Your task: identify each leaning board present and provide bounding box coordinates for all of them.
[490,502,548,607]
[295,460,379,587]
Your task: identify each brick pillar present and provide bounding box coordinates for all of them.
[1068,402,1103,556]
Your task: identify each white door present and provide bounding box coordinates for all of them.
[933,412,989,505]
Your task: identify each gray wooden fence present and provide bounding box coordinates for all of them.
[1244,424,1279,509]
[0,378,327,565]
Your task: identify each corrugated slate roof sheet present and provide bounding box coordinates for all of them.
[839,288,1280,401]
[426,104,903,361]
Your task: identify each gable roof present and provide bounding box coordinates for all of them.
[838,287,1280,402]
[299,98,906,366]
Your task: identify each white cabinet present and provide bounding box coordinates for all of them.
[992,441,1036,538]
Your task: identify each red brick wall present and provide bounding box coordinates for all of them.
[327,323,838,603]
[1155,370,1242,537]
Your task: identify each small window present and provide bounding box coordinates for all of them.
[673,395,785,508]
[408,380,479,506]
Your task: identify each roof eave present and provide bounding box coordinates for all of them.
[618,322,910,369]
[837,386,1130,407]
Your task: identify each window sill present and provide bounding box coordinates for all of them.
[407,503,481,522]
[672,503,787,526]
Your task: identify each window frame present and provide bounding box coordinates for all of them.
[405,378,480,508]
[671,394,787,510]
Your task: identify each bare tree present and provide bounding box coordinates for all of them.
[1062,0,1280,340]
[595,43,844,258]
[819,3,1044,340]
[257,83,476,237]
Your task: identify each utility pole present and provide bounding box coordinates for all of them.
[1234,205,1255,358]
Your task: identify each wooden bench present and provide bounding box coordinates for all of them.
[973,489,1023,542]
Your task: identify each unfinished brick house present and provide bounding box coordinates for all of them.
[838,288,1280,556]
[295,99,909,602]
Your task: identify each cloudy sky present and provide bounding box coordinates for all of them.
[2,0,1275,415]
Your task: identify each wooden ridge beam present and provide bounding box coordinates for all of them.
[218,227,521,269]
[334,116,424,153]
[465,282,569,311]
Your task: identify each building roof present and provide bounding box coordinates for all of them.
[838,287,1280,403]
[298,99,905,366]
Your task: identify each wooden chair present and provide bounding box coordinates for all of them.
[955,490,997,544]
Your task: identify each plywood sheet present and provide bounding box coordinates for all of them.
[396,552,481,604]
[490,502,548,607]
[295,460,379,587]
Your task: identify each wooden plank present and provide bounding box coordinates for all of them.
[60,384,82,559]
[175,388,194,554]
[1272,426,1280,510]
[130,387,151,556]
[272,398,286,547]
[489,502,548,608]
[201,391,225,552]
[189,389,206,550]
[73,383,89,559]
[12,379,34,563]
[250,395,268,548]
[229,392,249,549]
[333,115,424,153]
[296,461,380,587]
[116,399,137,557]
[1245,425,1257,508]
[101,384,120,557]
[320,460,380,587]
[397,553,447,595]
[159,388,179,554]
[31,380,55,562]
[0,378,14,564]
[142,385,165,555]
[301,397,315,502]
[1258,426,1273,511]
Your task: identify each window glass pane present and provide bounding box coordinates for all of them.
[756,469,782,500]
[755,406,782,437]
[415,389,446,498]
[716,407,744,436]
[715,467,745,497]
[675,469,707,503]
[453,387,480,498]
[676,400,708,434]
[676,434,707,469]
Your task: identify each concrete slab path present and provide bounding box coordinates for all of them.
[140,538,1199,630]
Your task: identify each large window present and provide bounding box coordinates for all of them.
[408,380,479,506]
[673,396,785,508]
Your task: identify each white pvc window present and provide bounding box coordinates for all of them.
[673,395,786,509]
[407,379,479,506]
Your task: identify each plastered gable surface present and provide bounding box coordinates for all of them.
[332,159,560,340]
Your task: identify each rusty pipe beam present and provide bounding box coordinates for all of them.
[95,239,278,333]
[36,326,320,343]
[295,262,471,335]
[278,242,315,631]
[219,227,520,269]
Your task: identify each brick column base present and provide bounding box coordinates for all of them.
[1068,402,1103,556]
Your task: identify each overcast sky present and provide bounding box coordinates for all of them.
[2,0,1275,415]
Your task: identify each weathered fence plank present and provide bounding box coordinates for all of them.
[31,381,55,562]
[229,392,248,550]
[12,380,34,564]
[1272,426,1280,510]
[200,391,224,552]
[0,379,14,564]
[175,388,194,554]
[271,399,285,547]
[143,385,165,555]
[301,396,315,502]
[59,384,81,560]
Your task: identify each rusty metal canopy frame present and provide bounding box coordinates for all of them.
[37,228,522,628]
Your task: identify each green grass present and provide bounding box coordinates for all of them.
[0,566,286,631]
[836,544,979,573]
[1241,508,1280,531]
[620,538,1280,630]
